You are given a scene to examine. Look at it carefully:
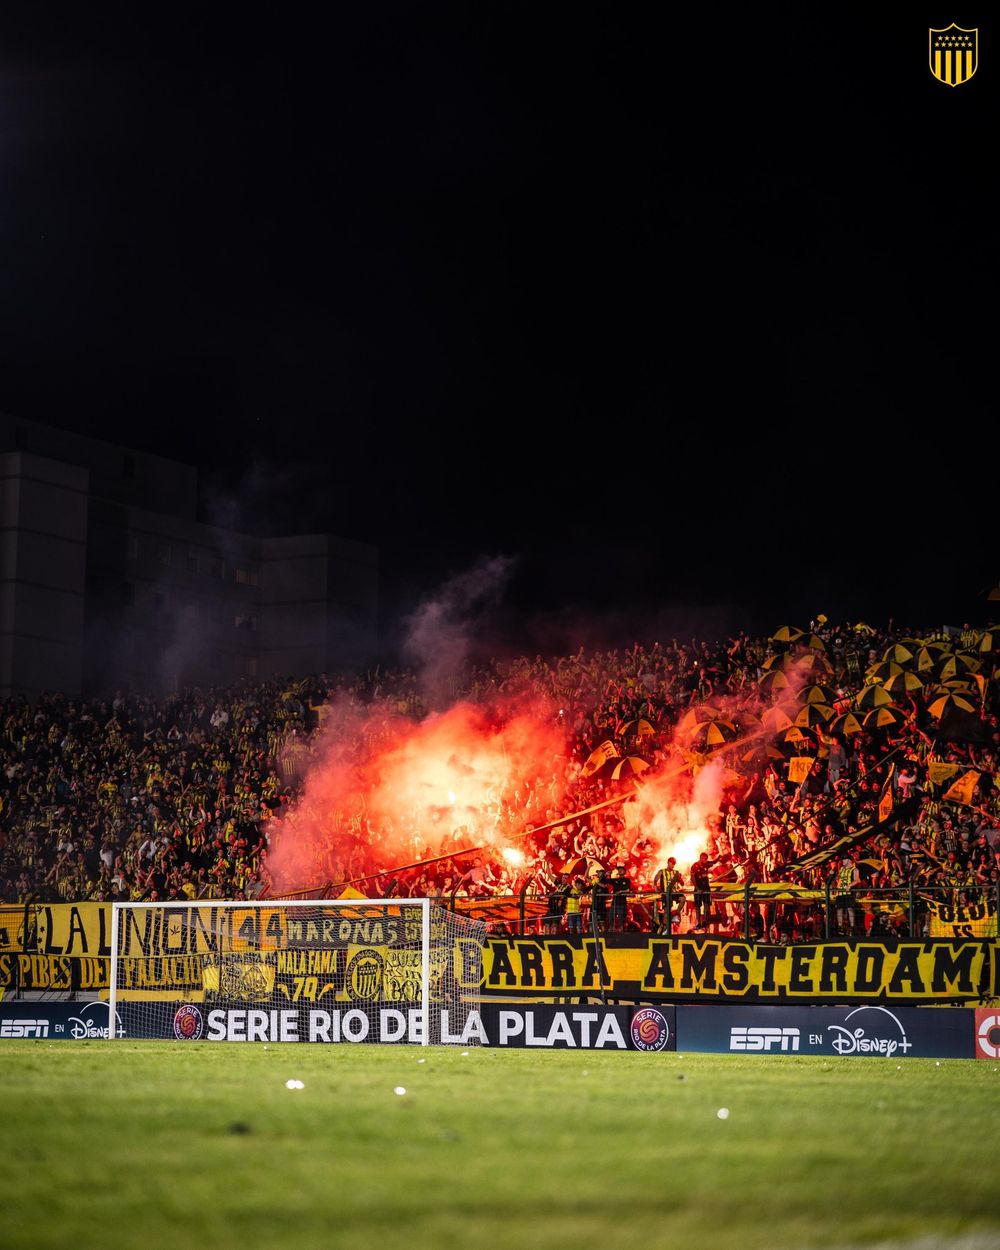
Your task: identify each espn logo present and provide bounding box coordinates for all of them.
[730,1026,800,1052]
[0,1018,50,1038]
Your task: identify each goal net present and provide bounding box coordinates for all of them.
[107,898,487,1046]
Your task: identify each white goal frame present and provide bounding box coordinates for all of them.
[108,897,434,1044]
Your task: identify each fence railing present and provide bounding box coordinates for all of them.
[423,881,1000,941]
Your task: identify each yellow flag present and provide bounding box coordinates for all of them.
[943,770,980,806]
[787,756,814,785]
[580,740,619,778]
[878,764,895,824]
[927,761,961,787]
[337,885,369,900]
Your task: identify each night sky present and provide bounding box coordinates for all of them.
[0,8,995,656]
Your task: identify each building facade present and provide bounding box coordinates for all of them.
[0,417,378,698]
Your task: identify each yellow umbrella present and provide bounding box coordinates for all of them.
[926,692,977,719]
[781,725,815,745]
[882,643,915,664]
[799,683,837,705]
[863,706,905,731]
[937,653,981,681]
[686,719,738,750]
[770,626,806,643]
[606,756,651,781]
[867,660,905,684]
[794,703,835,728]
[802,633,827,651]
[830,711,865,736]
[880,670,926,695]
[976,626,999,653]
[855,684,893,710]
[761,653,792,671]
[920,645,950,675]
[676,705,724,731]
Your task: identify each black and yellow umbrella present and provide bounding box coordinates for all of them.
[830,711,866,736]
[977,626,999,654]
[799,683,837,705]
[880,670,926,696]
[882,643,916,664]
[759,669,791,693]
[676,705,724,731]
[855,683,893,710]
[770,626,806,644]
[801,633,827,651]
[926,691,977,719]
[795,651,833,677]
[863,706,905,731]
[867,660,905,684]
[761,652,793,672]
[915,643,949,672]
[685,719,739,750]
[781,725,816,746]
[794,702,836,728]
[937,653,981,681]
[599,755,652,782]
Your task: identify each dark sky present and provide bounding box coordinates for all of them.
[0,7,995,653]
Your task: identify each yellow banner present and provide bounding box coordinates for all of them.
[787,756,814,785]
[580,740,619,778]
[927,761,961,786]
[482,936,996,1003]
[926,897,997,938]
[943,770,980,806]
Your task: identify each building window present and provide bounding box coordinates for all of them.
[235,566,260,587]
[186,551,200,574]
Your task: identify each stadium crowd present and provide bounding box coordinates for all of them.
[1,619,998,939]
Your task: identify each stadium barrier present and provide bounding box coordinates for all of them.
[3,997,996,1060]
[2,901,999,1005]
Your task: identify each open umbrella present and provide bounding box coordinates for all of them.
[977,627,999,653]
[675,705,724,731]
[761,653,793,672]
[915,643,949,671]
[830,711,866,736]
[880,670,926,696]
[799,683,837,705]
[937,653,981,681]
[686,719,738,750]
[794,651,834,677]
[867,660,905,684]
[603,756,651,781]
[770,626,805,643]
[855,684,893,710]
[781,725,815,746]
[759,669,791,693]
[926,691,977,719]
[794,702,835,728]
[882,643,916,664]
[862,706,905,731]
[801,633,827,651]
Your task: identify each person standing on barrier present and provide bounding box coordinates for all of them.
[656,858,683,933]
[609,864,630,931]
[565,876,584,934]
[691,852,717,931]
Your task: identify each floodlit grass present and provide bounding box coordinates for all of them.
[2,1042,999,1250]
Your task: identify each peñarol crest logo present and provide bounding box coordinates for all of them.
[929,25,978,86]
[345,948,384,1001]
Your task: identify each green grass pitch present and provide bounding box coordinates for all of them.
[2,1042,999,1250]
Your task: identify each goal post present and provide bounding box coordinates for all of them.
[107,898,487,1046]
